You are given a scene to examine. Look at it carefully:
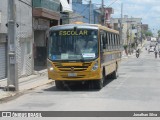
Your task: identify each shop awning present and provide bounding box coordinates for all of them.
[60,0,72,12]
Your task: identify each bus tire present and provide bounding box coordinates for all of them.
[108,64,118,79]
[111,70,118,79]
[111,67,118,79]
[55,81,64,89]
[94,72,105,89]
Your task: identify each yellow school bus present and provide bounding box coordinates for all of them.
[47,23,121,89]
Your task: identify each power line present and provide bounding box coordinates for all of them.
[74,3,90,15]
[106,0,119,8]
[18,0,32,7]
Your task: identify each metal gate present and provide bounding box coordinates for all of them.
[0,43,6,79]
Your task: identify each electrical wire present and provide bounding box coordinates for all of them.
[18,0,32,7]
[106,0,119,8]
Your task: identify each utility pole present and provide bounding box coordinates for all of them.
[129,16,133,55]
[7,0,18,91]
[89,0,92,24]
[126,17,135,55]
[141,22,143,46]
[101,0,104,25]
[120,3,123,48]
[136,25,139,49]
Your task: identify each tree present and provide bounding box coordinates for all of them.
[158,30,160,37]
[123,44,128,55]
[143,30,153,37]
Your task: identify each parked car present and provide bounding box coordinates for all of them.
[149,47,155,52]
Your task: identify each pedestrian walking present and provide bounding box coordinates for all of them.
[154,44,159,58]
[155,50,158,58]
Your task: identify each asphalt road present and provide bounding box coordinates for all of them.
[0,47,160,120]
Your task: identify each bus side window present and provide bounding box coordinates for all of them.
[100,36,103,52]
[114,34,118,50]
[117,35,121,49]
[113,34,115,50]
[116,34,119,49]
[103,32,106,50]
[110,33,113,50]
[106,32,109,51]
[100,32,106,52]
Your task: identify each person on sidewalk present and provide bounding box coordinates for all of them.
[136,49,140,58]
[154,45,158,58]
[155,50,158,58]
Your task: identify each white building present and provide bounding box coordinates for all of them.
[0,0,33,79]
[111,16,142,45]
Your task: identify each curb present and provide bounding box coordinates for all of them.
[0,80,54,103]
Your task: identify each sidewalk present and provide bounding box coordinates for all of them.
[0,69,54,102]
[121,40,146,59]
[121,49,136,59]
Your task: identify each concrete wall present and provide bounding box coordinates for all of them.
[0,0,33,78]
[111,17,142,45]
[16,0,33,77]
[0,0,8,34]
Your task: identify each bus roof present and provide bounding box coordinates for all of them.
[50,23,119,34]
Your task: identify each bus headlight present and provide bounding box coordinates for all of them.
[49,67,54,71]
[47,61,54,71]
[92,61,99,71]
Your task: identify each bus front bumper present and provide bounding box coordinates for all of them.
[48,70,101,81]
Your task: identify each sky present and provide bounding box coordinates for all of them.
[83,0,160,34]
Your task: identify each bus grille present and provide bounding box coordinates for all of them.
[54,62,91,71]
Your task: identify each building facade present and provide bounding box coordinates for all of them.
[0,0,7,79]
[32,0,60,70]
[0,0,73,80]
[141,24,148,32]
[32,0,72,71]
[0,0,33,79]
[72,1,101,24]
[111,16,142,46]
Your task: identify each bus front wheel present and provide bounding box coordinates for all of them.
[55,81,64,89]
[94,72,105,89]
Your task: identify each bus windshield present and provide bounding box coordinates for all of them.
[48,29,98,61]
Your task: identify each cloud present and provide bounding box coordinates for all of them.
[127,0,160,5]
[150,6,160,13]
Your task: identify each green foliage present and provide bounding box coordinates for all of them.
[158,30,160,37]
[131,43,135,48]
[123,44,128,49]
[143,30,153,37]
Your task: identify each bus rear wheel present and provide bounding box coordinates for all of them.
[110,68,118,79]
[55,81,64,89]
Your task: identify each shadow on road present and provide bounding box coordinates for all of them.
[43,77,115,92]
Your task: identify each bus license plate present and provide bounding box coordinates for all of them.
[68,73,77,77]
